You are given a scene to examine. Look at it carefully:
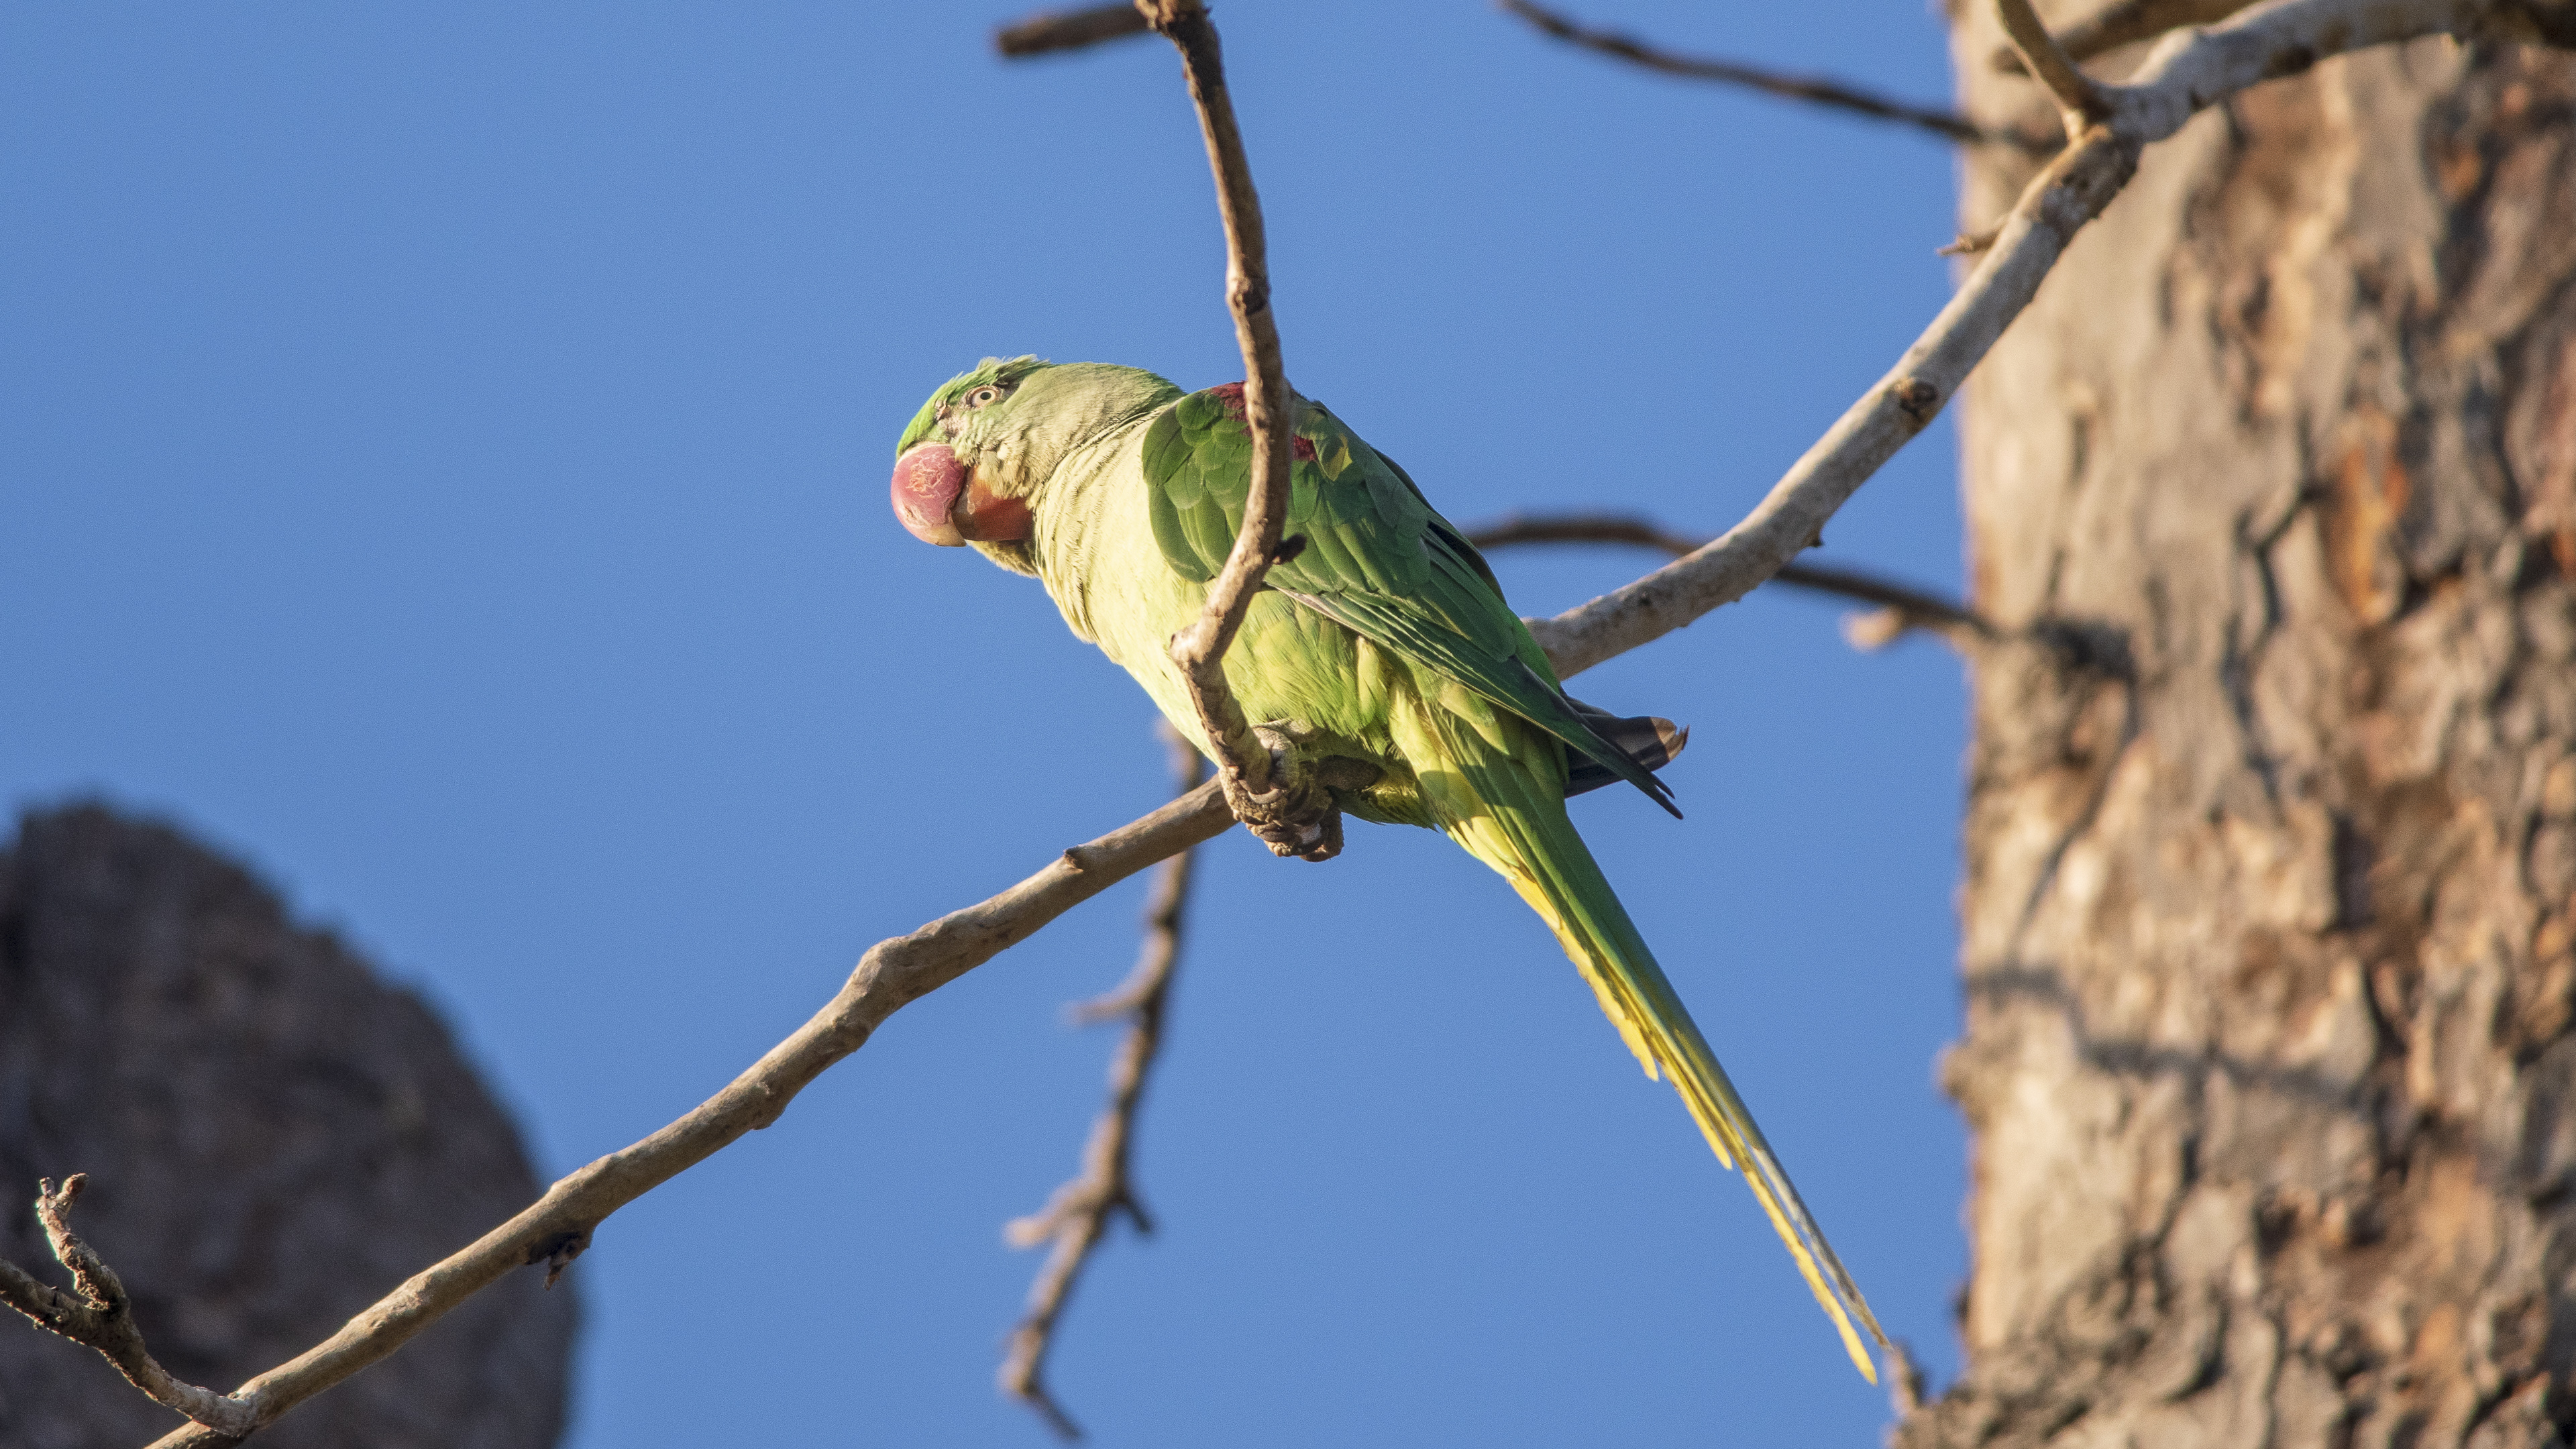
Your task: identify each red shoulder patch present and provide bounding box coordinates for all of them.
[1205,384,1316,464]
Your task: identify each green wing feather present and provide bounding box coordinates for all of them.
[1141,386,1677,816]
[1134,381,1886,1378]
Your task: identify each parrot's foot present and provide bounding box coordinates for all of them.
[1229,724,1345,862]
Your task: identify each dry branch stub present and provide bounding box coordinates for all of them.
[996,4,1150,57]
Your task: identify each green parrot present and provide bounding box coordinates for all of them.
[890,356,1887,1377]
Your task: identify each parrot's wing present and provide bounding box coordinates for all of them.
[1141,384,1678,816]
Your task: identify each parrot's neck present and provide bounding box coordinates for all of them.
[1004,370,1207,708]
[967,366,1179,580]
[1029,414,1154,645]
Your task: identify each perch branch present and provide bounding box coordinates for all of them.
[1000,729,1207,1440]
[1501,0,2052,152]
[1462,512,1997,649]
[4,3,2505,1444]
[1140,0,1340,863]
[0,1176,258,1436]
[1522,0,2493,682]
[135,781,1238,1448]
[998,4,1152,56]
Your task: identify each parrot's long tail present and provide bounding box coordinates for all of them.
[1416,701,1890,1381]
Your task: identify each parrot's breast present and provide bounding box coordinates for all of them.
[1028,417,1432,826]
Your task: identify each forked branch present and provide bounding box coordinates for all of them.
[1992,0,2260,72]
[0,1176,256,1437]
[1522,0,2512,682]
[1995,0,2114,138]
[1000,731,1207,1440]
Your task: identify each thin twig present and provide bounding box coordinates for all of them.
[1464,513,1997,649]
[9,3,2510,1444]
[1501,0,2053,153]
[999,729,1206,1440]
[1140,0,1340,864]
[997,4,1152,57]
[1996,0,2114,140]
[0,1176,258,1436]
[1464,513,1708,559]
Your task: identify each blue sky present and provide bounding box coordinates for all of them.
[5,3,1974,1443]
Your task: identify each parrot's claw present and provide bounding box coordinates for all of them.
[1237,784,1342,862]
[1279,811,1342,863]
[1228,723,1344,862]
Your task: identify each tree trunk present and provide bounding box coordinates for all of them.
[1905,18,2576,1449]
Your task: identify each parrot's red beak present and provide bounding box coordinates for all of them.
[892,443,968,545]
[891,443,1033,547]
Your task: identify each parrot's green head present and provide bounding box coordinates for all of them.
[891,356,1182,574]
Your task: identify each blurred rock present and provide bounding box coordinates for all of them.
[0,804,576,1448]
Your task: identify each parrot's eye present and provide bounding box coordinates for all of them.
[965,384,1004,409]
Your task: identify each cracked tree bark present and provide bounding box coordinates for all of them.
[1907,15,2576,1448]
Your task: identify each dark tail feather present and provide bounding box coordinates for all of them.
[1563,697,1689,800]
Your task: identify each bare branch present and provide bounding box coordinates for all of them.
[56,3,2530,1443]
[1464,513,1996,649]
[1138,0,1340,864]
[137,782,1235,1448]
[1522,0,2492,683]
[1992,0,2259,71]
[1,1175,258,1437]
[1779,561,2000,646]
[1501,0,2053,152]
[1000,730,1206,1440]
[1464,512,1708,559]
[997,4,1152,57]
[1996,0,2116,138]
